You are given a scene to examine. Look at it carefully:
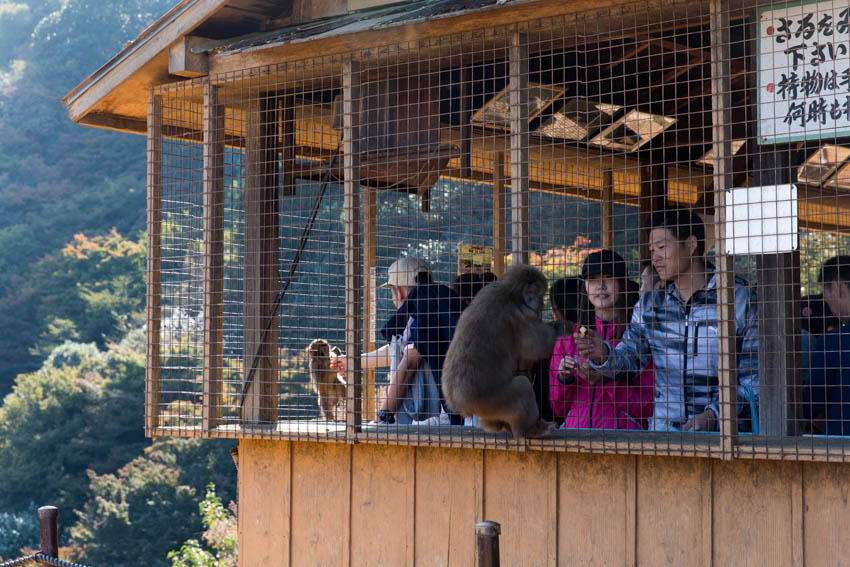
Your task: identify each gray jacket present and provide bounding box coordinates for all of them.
[592,266,759,431]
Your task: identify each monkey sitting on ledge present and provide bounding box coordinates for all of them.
[442,264,557,439]
[306,338,347,421]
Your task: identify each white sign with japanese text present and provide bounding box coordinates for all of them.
[759,1,850,144]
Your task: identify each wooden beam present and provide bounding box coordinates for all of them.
[710,0,738,455]
[510,31,530,266]
[460,67,472,178]
[281,94,296,196]
[362,186,377,422]
[343,58,363,437]
[602,170,615,248]
[639,163,666,261]
[202,82,224,432]
[145,92,163,434]
[493,152,506,278]
[241,92,280,425]
[168,35,210,78]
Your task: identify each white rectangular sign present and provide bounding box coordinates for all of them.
[758,1,850,144]
[725,185,798,255]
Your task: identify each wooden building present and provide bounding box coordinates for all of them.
[65,0,850,564]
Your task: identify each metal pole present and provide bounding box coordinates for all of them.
[38,506,59,558]
[475,521,501,567]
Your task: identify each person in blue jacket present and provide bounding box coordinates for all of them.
[803,256,850,436]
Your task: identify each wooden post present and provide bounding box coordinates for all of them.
[281,94,296,196]
[343,58,363,436]
[602,170,615,249]
[460,67,472,178]
[510,31,530,266]
[710,0,738,455]
[242,93,279,425]
[362,186,377,422]
[202,82,224,432]
[639,164,666,261]
[493,152,506,277]
[146,92,162,433]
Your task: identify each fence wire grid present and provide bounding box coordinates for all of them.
[145,0,850,460]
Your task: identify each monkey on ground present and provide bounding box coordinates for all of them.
[442,264,557,439]
[306,338,347,421]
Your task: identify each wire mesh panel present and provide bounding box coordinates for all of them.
[143,0,850,460]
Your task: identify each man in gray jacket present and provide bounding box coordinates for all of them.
[575,209,759,432]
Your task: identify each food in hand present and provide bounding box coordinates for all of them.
[579,326,588,337]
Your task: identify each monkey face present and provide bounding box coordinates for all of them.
[307,339,330,360]
[522,281,546,316]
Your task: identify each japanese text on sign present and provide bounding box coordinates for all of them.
[759,1,850,143]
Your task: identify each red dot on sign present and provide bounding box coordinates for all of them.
[767,26,774,35]
[766,83,775,93]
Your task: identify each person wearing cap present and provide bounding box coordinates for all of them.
[803,256,850,436]
[574,209,759,432]
[334,256,465,425]
[549,250,654,430]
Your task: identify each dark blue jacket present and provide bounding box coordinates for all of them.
[804,324,850,436]
[380,283,464,415]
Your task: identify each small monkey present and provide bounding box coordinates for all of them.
[306,338,347,421]
[442,264,557,439]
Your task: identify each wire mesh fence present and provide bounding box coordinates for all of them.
[145,0,850,459]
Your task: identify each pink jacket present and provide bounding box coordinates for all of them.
[549,319,654,430]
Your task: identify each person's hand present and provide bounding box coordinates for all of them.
[574,328,608,364]
[558,356,578,383]
[682,409,716,432]
[575,363,605,384]
[329,355,347,377]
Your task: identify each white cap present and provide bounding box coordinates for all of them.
[379,257,431,289]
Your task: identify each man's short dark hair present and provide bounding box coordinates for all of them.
[819,256,850,286]
[647,209,706,257]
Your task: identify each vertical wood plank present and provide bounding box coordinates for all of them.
[557,453,631,566]
[493,152,506,277]
[803,462,850,566]
[414,447,480,567]
[636,457,708,565]
[701,458,714,567]
[362,186,377,421]
[238,440,291,567]
[625,456,637,567]
[713,460,795,567]
[475,449,485,522]
[343,58,363,435]
[146,91,162,433]
[509,32,530,266]
[350,445,414,567]
[202,82,224,432]
[790,462,804,567]
[710,0,739,452]
[484,450,556,565]
[602,170,615,249]
[290,442,351,567]
[242,93,280,424]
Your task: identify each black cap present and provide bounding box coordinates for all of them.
[581,249,629,280]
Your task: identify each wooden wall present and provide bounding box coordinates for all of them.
[238,440,850,566]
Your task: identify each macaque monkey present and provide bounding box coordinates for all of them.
[306,339,347,421]
[442,265,557,439]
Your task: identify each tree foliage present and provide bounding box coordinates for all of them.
[167,484,238,567]
[70,439,237,567]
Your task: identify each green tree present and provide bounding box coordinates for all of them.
[0,343,147,521]
[167,484,237,567]
[70,439,237,567]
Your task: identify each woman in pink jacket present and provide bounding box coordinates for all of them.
[549,250,654,430]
